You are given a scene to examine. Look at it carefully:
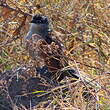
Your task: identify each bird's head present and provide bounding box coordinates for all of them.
[31,14,49,25]
[25,14,52,40]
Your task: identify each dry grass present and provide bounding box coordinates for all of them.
[0,0,110,109]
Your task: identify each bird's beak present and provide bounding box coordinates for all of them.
[48,28,52,32]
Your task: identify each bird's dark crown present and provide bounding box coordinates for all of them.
[31,14,49,24]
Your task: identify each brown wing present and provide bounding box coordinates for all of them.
[26,33,68,75]
[38,38,67,73]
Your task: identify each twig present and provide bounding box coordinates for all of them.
[0,1,32,17]
[52,54,104,72]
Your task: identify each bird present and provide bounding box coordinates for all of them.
[25,14,52,44]
[25,14,79,82]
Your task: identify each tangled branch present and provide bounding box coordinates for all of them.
[0,0,32,17]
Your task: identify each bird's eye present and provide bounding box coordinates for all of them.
[36,20,41,23]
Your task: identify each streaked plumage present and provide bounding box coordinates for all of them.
[25,14,79,81]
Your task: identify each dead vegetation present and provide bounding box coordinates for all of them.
[0,0,110,110]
